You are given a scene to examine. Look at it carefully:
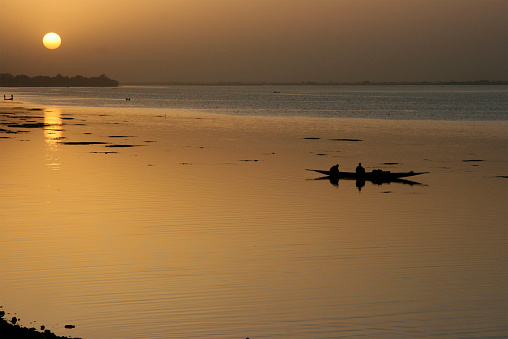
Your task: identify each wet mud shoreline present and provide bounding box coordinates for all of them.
[0,309,80,339]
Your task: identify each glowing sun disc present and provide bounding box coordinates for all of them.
[43,33,61,49]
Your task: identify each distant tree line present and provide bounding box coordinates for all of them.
[0,73,119,87]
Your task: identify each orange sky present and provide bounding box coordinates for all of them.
[1,0,507,83]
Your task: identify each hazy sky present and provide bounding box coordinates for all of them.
[1,0,507,83]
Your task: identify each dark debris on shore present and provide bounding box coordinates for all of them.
[0,310,81,339]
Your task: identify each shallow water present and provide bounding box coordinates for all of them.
[5,84,508,120]
[0,102,507,338]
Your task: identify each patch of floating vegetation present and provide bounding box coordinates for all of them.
[60,141,109,145]
[105,144,143,148]
[1,130,29,134]
[7,123,46,128]
[2,114,40,120]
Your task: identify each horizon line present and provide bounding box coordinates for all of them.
[122,80,508,86]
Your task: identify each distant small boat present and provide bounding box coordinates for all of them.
[3,95,13,100]
[273,91,280,93]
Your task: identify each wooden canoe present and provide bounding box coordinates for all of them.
[306,169,429,180]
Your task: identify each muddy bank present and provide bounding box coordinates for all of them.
[0,310,80,339]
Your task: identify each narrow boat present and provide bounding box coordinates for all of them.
[306,169,428,180]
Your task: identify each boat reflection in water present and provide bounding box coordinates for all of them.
[306,168,429,191]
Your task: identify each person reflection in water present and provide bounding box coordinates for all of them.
[330,164,339,176]
[356,178,365,192]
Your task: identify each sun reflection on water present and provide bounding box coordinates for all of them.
[44,108,62,170]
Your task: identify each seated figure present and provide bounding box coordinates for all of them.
[355,163,365,176]
[329,164,339,175]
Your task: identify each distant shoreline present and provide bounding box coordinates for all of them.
[1,74,507,87]
[0,73,119,87]
[122,80,508,86]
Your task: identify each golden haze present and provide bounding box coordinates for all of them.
[0,0,507,83]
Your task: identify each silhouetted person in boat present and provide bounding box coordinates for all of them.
[356,162,365,177]
[330,164,339,176]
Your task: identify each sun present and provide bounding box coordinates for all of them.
[43,33,61,49]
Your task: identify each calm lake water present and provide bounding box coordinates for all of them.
[5,84,508,120]
[1,86,507,338]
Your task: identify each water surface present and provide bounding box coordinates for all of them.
[5,84,508,120]
[0,89,507,338]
